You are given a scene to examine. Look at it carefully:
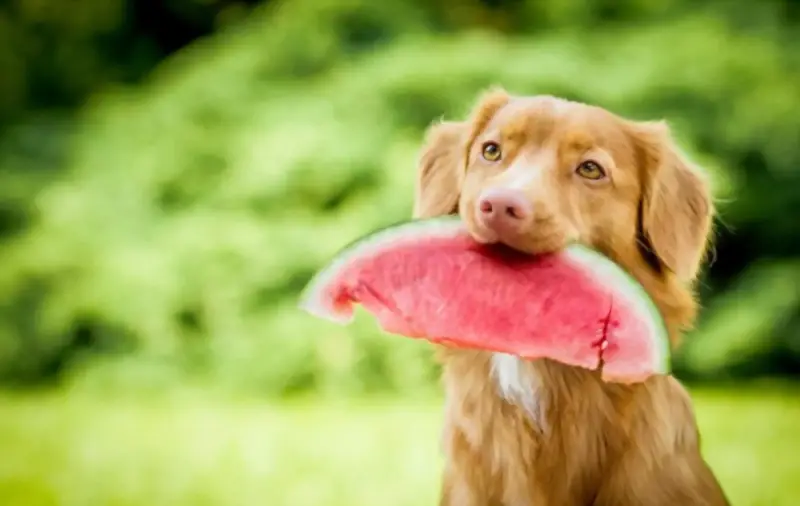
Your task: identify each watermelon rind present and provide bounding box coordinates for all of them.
[562,245,671,374]
[298,216,466,323]
[298,216,670,374]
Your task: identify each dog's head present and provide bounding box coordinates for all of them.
[414,89,714,339]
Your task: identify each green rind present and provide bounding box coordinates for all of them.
[562,244,671,374]
[298,216,670,374]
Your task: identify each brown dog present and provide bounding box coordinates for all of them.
[414,89,730,506]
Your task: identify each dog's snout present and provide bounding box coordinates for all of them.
[477,188,532,232]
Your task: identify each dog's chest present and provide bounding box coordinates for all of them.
[442,353,621,506]
[490,353,546,430]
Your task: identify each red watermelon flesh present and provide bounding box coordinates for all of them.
[300,217,670,383]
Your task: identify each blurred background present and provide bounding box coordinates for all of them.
[0,0,798,504]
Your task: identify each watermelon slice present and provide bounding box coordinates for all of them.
[298,216,670,383]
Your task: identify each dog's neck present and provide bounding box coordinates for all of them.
[489,353,583,433]
[438,347,641,454]
[489,352,638,434]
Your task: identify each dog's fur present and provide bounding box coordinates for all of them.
[414,89,729,505]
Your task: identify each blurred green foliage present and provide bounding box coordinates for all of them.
[0,0,798,394]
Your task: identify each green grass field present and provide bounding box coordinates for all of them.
[0,387,798,506]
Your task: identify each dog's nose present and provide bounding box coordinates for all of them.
[477,188,532,231]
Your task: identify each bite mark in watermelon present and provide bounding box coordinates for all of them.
[299,216,670,383]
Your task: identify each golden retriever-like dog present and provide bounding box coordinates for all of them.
[413,88,729,506]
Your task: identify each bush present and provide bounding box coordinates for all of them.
[0,5,798,393]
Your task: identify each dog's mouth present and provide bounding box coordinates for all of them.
[469,225,573,257]
[463,211,575,257]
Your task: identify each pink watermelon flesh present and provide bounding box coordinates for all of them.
[301,221,669,383]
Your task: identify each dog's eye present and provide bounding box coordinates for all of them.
[575,160,606,180]
[481,142,502,162]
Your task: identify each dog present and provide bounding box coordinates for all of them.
[413,89,730,506]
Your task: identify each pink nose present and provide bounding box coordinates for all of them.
[477,188,532,231]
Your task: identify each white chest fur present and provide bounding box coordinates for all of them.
[491,353,546,430]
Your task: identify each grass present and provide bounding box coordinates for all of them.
[0,387,798,506]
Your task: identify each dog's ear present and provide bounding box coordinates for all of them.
[413,120,467,218]
[413,88,510,218]
[633,121,714,282]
